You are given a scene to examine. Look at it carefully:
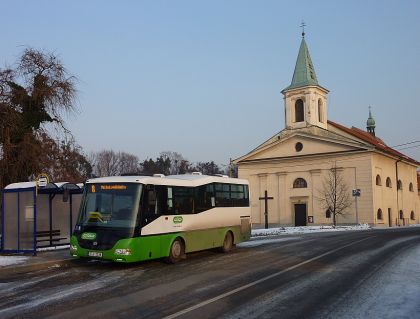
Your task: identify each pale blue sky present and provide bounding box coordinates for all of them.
[2,0,420,165]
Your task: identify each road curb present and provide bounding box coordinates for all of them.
[1,257,75,275]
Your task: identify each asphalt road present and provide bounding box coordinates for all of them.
[1,227,419,319]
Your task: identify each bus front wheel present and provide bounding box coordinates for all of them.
[220,231,234,253]
[166,238,185,264]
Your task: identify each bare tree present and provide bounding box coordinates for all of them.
[91,150,140,177]
[0,48,77,189]
[318,163,352,226]
[92,150,121,177]
[119,152,140,175]
[159,151,189,175]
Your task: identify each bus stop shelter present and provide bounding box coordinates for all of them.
[1,181,84,255]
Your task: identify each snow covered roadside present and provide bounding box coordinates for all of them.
[0,256,30,267]
[252,224,372,237]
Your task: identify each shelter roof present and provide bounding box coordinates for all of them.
[4,181,84,193]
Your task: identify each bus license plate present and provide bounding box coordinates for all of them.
[88,251,103,258]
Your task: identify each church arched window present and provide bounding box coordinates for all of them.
[411,211,415,220]
[318,99,323,123]
[409,182,414,192]
[293,178,307,188]
[377,209,383,220]
[397,180,403,190]
[376,175,382,186]
[386,177,392,188]
[295,99,304,122]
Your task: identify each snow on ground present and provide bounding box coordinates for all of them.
[320,243,420,319]
[238,237,301,247]
[251,224,372,237]
[0,256,29,267]
[37,245,69,252]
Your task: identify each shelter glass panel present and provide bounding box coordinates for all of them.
[71,194,82,233]
[19,191,35,250]
[3,193,18,251]
[52,196,70,243]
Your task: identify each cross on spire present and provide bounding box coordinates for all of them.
[300,20,306,37]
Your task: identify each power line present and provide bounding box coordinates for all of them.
[395,144,420,151]
[391,140,420,148]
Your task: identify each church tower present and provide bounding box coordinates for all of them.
[281,31,329,130]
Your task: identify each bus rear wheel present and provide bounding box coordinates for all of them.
[220,231,234,253]
[165,238,185,264]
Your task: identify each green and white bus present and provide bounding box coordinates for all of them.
[70,174,251,263]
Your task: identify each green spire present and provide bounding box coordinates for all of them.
[367,106,376,136]
[285,37,319,91]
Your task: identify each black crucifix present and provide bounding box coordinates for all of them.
[259,190,273,229]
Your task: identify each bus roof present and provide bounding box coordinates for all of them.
[85,174,248,187]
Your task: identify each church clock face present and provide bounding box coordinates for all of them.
[295,142,303,152]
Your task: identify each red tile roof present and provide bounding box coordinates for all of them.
[328,120,420,166]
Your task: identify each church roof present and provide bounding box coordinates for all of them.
[283,37,320,91]
[235,121,419,166]
[328,120,420,166]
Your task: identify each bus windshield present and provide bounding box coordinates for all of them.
[78,183,142,228]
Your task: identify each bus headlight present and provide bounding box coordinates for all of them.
[70,245,78,252]
[115,248,132,256]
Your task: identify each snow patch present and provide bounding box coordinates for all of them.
[37,245,70,252]
[251,224,371,237]
[238,237,300,247]
[0,256,29,267]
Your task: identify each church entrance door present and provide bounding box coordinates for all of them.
[294,204,307,226]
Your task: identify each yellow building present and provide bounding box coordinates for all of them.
[235,34,420,227]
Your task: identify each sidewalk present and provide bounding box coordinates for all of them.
[0,248,74,275]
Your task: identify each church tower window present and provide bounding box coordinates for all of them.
[295,99,304,122]
[386,177,392,188]
[375,175,382,186]
[318,99,323,123]
[409,183,414,192]
[293,178,307,188]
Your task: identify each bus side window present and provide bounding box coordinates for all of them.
[215,183,231,207]
[173,187,194,214]
[195,184,214,213]
[147,190,157,213]
[167,187,174,214]
[230,184,243,207]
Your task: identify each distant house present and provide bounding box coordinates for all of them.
[235,34,419,227]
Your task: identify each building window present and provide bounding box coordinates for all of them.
[377,209,383,220]
[399,210,403,219]
[318,99,323,123]
[411,211,415,220]
[326,208,332,218]
[386,177,392,188]
[293,178,307,188]
[397,180,403,190]
[376,175,382,186]
[409,183,414,192]
[295,99,304,122]
[295,142,303,152]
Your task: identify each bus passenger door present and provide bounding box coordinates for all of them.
[141,185,167,226]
